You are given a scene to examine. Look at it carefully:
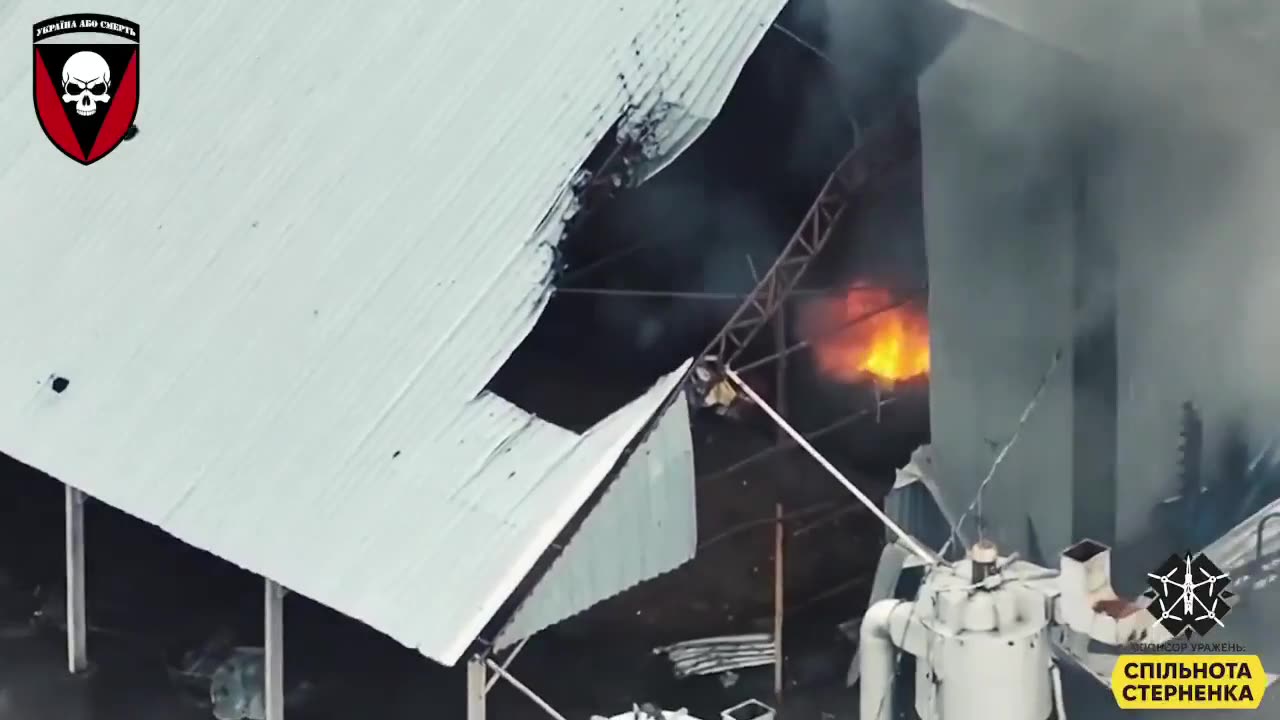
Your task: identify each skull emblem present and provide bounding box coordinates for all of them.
[61,51,112,117]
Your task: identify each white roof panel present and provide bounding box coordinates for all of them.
[0,0,785,665]
[495,390,697,648]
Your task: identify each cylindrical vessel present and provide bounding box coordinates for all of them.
[913,558,1054,720]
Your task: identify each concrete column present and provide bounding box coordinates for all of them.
[64,485,88,673]
[265,579,286,720]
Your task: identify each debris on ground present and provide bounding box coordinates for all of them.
[591,703,699,720]
[653,633,774,678]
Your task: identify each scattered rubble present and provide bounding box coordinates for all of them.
[654,633,775,678]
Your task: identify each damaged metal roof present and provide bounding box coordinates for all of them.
[0,0,785,665]
[495,394,696,649]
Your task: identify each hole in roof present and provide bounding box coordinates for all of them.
[484,5,951,438]
[50,376,70,394]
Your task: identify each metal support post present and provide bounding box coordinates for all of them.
[484,636,529,693]
[485,659,569,720]
[264,579,286,720]
[467,656,487,720]
[772,310,787,703]
[64,485,88,674]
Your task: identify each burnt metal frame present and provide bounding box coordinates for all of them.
[709,98,920,372]
[468,95,921,663]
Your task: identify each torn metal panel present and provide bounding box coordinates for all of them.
[884,445,966,555]
[621,2,781,184]
[495,374,696,648]
[654,634,776,678]
[0,0,785,667]
[690,356,751,418]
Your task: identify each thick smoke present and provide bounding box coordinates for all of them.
[921,1,1280,542]
[570,0,951,360]
[589,178,782,354]
[782,0,956,171]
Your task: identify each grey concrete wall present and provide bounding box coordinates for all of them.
[919,14,1280,564]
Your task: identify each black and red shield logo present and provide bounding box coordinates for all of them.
[33,14,139,166]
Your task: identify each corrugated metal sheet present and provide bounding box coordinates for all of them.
[495,387,695,648]
[0,0,786,666]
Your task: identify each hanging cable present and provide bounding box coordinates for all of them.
[769,22,861,141]
[700,396,897,482]
[560,243,652,283]
[724,368,939,566]
[870,347,1065,720]
[940,348,1063,555]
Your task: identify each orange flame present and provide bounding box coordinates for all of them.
[799,284,929,385]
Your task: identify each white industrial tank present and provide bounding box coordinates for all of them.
[861,541,1056,720]
[912,549,1054,719]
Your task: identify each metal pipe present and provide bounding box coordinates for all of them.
[467,656,486,720]
[264,580,285,720]
[1257,512,1280,562]
[860,599,908,720]
[64,485,88,673]
[1051,663,1068,720]
[485,636,529,693]
[724,368,939,566]
[485,658,570,720]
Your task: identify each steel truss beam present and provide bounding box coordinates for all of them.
[710,98,920,370]
[469,96,921,663]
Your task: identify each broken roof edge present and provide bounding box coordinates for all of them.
[492,390,696,648]
[437,359,693,665]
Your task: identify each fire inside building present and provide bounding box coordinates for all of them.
[1,0,1277,719]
